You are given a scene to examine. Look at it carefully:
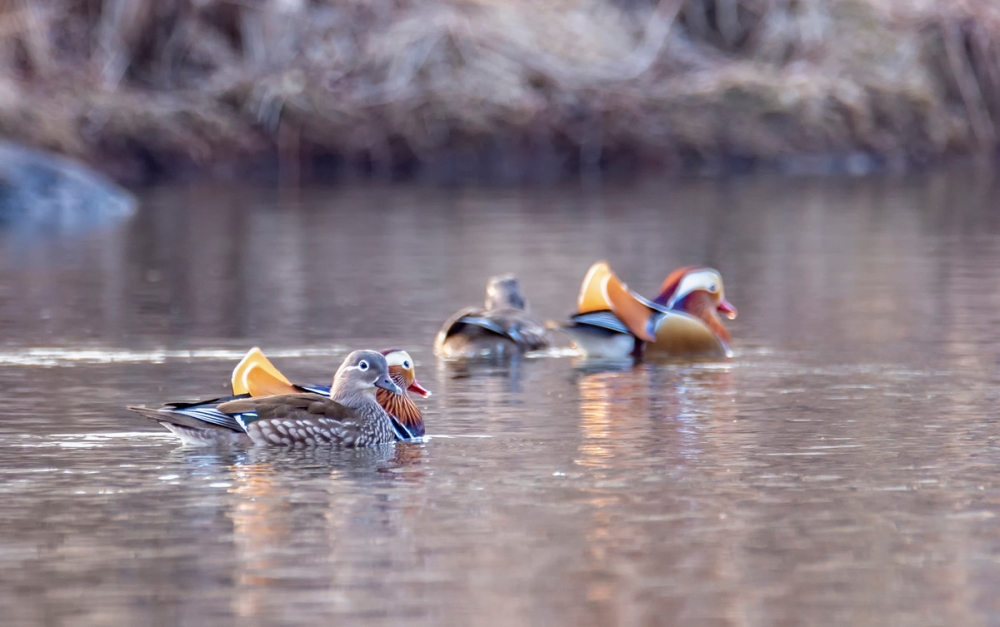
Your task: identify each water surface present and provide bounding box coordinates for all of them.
[2,173,1000,626]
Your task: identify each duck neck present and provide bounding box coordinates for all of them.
[681,292,731,343]
[329,381,378,409]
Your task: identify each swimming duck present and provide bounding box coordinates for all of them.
[129,350,410,447]
[231,347,429,438]
[562,261,737,360]
[434,274,552,358]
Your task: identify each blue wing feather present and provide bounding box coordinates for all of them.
[165,396,246,431]
[569,310,631,335]
[388,417,415,441]
[296,383,330,396]
[455,315,509,337]
[635,293,671,314]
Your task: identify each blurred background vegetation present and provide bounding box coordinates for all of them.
[0,0,997,182]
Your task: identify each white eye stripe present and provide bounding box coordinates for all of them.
[384,350,413,367]
[668,271,723,306]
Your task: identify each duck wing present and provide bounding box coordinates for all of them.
[217,393,365,446]
[434,306,481,341]
[565,310,631,334]
[293,383,331,395]
[163,396,248,431]
[128,404,236,432]
[484,309,552,350]
[436,306,551,350]
[129,394,248,432]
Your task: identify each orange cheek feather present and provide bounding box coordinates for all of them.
[684,292,731,343]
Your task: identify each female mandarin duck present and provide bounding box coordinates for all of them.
[129,350,426,446]
[231,347,429,438]
[434,274,552,358]
[562,261,737,360]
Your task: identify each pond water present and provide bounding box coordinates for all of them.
[1,172,1000,626]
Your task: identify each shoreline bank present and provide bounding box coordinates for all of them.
[1,1,998,184]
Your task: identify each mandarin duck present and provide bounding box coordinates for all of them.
[434,274,552,358]
[231,347,429,438]
[562,261,737,360]
[130,350,413,447]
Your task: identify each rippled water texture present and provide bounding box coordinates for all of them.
[2,174,1000,626]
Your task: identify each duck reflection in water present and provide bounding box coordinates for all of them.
[575,364,736,471]
[433,347,544,431]
[129,348,431,445]
[184,442,429,619]
[573,363,745,621]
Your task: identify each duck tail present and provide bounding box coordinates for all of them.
[127,405,169,423]
[128,406,247,446]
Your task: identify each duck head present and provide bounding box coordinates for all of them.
[380,348,432,397]
[655,267,737,339]
[378,348,428,438]
[484,274,528,311]
[330,350,402,402]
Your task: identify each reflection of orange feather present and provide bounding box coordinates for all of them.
[577,261,614,313]
[231,347,292,395]
[576,368,651,470]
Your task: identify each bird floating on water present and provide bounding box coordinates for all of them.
[231,347,429,438]
[561,261,737,360]
[129,349,429,447]
[434,274,552,358]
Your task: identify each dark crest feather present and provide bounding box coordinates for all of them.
[654,266,701,306]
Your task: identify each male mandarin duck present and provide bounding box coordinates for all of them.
[434,274,552,358]
[128,349,429,446]
[562,261,737,360]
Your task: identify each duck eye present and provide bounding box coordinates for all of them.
[358,360,369,371]
[708,283,719,293]
[403,361,410,369]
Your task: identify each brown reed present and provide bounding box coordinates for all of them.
[0,0,995,180]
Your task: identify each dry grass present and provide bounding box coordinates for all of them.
[0,0,996,180]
